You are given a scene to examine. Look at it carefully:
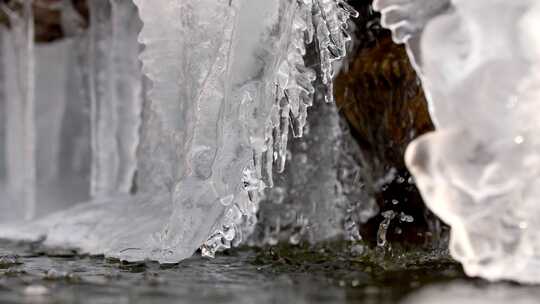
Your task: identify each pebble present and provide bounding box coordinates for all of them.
[24,285,49,296]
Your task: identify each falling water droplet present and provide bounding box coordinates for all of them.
[377,210,396,247]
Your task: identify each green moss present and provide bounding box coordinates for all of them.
[250,240,465,292]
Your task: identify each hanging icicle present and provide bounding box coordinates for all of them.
[1,0,36,220]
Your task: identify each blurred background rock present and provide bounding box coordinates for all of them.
[0,0,88,42]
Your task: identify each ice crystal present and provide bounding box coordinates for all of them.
[0,0,358,262]
[375,0,540,283]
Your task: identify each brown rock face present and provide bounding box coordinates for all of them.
[334,1,446,247]
[335,37,432,171]
[0,0,88,43]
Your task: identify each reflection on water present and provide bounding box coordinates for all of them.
[0,240,534,304]
[403,281,540,304]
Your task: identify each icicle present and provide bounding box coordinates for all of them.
[133,0,241,261]
[2,1,36,220]
[133,0,187,195]
[110,0,143,193]
[88,0,143,197]
[0,0,359,262]
[259,0,357,179]
[35,40,73,186]
[88,0,117,197]
[59,1,92,185]
[312,0,358,103]
[199,0,358,255]
[162,0,240,258]
[1,1,88,218]
[198,0,358,256]
[0,31,4,184]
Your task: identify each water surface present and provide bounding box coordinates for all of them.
[0,241,531,303]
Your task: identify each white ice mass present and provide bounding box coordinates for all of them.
[0,0,358,263]
[375,0,540,283]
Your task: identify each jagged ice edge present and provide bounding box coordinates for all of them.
[201,0,358,257]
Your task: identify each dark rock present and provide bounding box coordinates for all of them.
[0,0,88,43]
[334,1,447,246]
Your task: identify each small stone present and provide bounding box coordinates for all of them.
[24,285,49,296]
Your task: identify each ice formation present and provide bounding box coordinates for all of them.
[253,84,378,245]
[88,0,143,198]
[1,0,35,220]
[0,0,358,262]
[375,0,540,282]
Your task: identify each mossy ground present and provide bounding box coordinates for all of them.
[250,241,465,299]
[0,239,471,303]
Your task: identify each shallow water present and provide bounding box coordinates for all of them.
[0,240,535,303]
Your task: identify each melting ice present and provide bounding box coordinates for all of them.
[375,0,540,283]
[6,0,540,286]
[0,0,359,263]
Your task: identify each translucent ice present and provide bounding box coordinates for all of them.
[375,0,540,282]
[1,0,36,220]
[0,0,357,262]
[88,0,143,197]
[253,86,377,245]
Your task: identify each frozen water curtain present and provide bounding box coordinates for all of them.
[0,0,357,262]
[5,0,540,285]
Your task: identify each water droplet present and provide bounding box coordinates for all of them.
[399,212,414,223]
[377,210,396,247]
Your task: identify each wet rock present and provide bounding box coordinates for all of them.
[0,0,88,42]
[334,1,447,246]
